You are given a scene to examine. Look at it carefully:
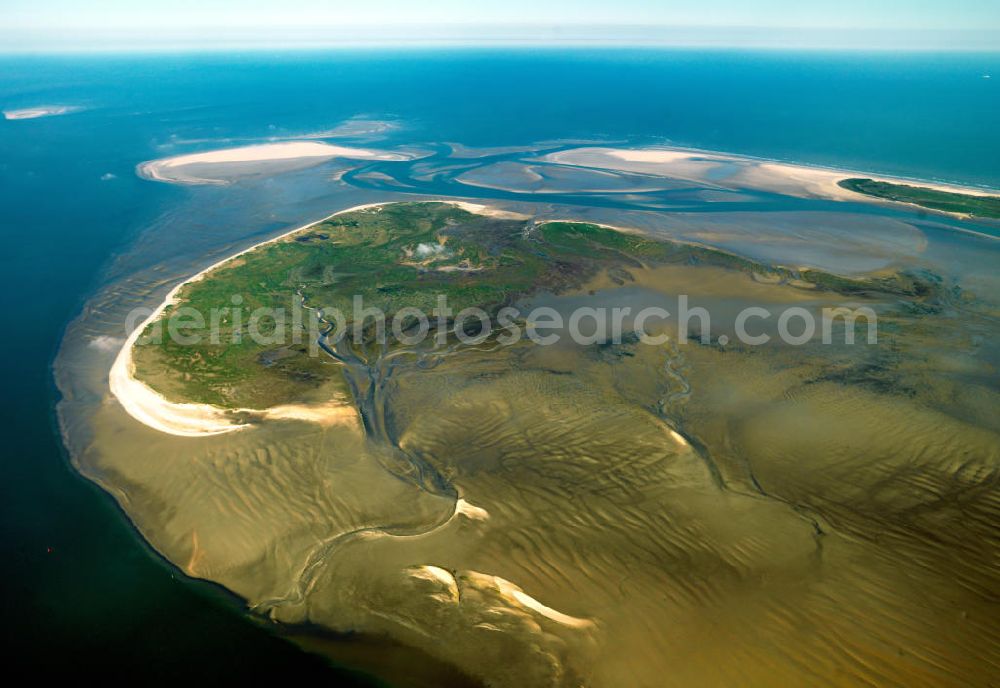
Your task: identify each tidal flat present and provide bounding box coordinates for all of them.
[57,144,1000,687]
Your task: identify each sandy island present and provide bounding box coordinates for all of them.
[137,140,413,185]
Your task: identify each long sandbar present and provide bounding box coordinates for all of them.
[137,141,411,185]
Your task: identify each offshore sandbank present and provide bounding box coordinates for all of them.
[545,146,1000,204]
[137,141,413,185]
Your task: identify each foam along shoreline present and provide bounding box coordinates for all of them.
[137,141,412,185]
[3,105,79,120]
[545,146,999,205]
[109,201,508,437]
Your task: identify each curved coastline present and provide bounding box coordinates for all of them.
[108,202,386,437]
[108,200,518,438]
[111,146,1000,439]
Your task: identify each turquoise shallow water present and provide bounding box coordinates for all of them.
[1,48,997,680]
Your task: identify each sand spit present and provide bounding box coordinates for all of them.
[473,571,595,629]
[137,141,412,185]
[546,146,999,206]
[450,201,532,220]
[262,400,358,427]
[455,498,490,521]
[109,201,521,437]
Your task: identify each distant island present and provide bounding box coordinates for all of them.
[839,177,1000,219]
[134,141,1000,227]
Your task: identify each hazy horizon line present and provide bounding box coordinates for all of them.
[3,24,998,53]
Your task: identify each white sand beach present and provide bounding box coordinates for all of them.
[108,202,384,437]
[137,140,412,185]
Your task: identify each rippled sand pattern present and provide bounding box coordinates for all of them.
[58,147,1000,686]
[75,264,1000,686]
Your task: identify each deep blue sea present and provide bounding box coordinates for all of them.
[1,48,996,680]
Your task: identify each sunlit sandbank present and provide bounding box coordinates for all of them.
[544,146,1000,210]
[137,141,413,185]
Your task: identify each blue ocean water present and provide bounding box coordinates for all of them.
[0,48,997,680]
[3,50,998,186]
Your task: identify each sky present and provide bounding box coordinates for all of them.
[3,0,999,50]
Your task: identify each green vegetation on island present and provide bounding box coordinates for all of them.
[133,202,940,409]
[839,178,1000,219]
